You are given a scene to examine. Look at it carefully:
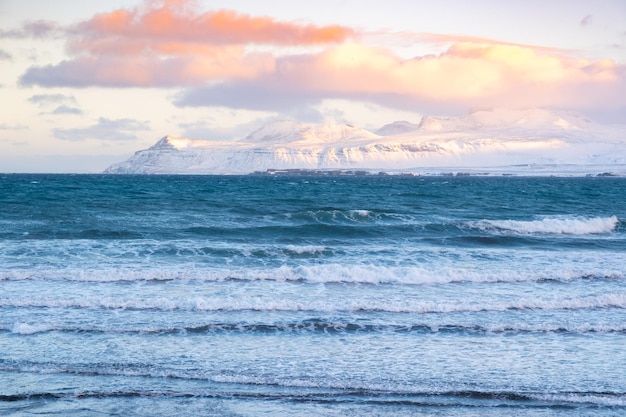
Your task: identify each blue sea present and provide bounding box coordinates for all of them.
[1,174,625,416]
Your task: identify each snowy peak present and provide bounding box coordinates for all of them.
[418,116,445,132]
[150,135,214,150]
[298,123,378,143]
[376,121,421,136]
[244,121,378,144]
[150,135,180,150]
[466,108,591,130]
[147,135,232,152]
[417,108,593,133]
[243,121,308,144]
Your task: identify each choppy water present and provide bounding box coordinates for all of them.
[1,174,625,416]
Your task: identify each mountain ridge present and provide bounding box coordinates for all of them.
[105,108,626,176]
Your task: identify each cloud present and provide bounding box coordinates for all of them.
[21,51,275,87]
[177,119,258,141]
[0,123,28,130]
[580,14,593,27]
[20,0,352,87]
[0,49,12,61]
[371,31,569,54]
[176,42,626,115]
[0,20,63,38]
[16,0,626,118]
[74,0,352,48]
[28,93,78,107]
[177,80,324,112]
[52,118,150,141]
[29,94,83,115]
[178,110,325,140]
[1,138,28,147]
[49,105,83,115]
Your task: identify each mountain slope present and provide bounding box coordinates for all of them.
[104,108,626,175]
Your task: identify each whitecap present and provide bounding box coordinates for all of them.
[473,215,619,235]
[11,322,54,335]
[284,245,327,254]
[4,291,625,313]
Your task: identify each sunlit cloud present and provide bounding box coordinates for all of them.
[13,0,626,118]
[177,42,626,114]
[75,1,353,48]
[368,31,570,54]
[20,0,352,87]
[52,117,150,141]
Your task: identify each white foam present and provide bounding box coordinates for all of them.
[10,322,55,335]
[474,215,619,235]
[350,209,371,217]
[0,257,623,284]
[284,245,327,254]
[534,393,626,407]
[3,292,625,313]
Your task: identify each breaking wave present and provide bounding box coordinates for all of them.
[1,263,623,284]
[3,292,625,313]
[473,215,619,235]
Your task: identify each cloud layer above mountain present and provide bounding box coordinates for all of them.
[15,0,626,117]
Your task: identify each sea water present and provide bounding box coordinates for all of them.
[0,174,625,416]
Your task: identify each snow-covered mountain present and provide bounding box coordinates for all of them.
[104,108,626,176]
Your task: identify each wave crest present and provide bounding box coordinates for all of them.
[474,215,619,235]
[4,292,625,313]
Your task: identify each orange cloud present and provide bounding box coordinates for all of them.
[176,41,626,115]
[86,9,134,34]
[76,0,353,49]
[18,0,625,117]
[26,0,354,86]
[24,38,626,113]
[304,42,623,103]
[51,0,352,85]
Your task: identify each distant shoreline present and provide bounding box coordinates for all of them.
[2,168,625,177]
[250,167,625,177]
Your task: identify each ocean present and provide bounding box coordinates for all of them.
[1,174,625,416]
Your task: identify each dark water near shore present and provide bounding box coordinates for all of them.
[1,174,625,416]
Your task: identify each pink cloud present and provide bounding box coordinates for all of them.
[22,51,275,87]
[272,43,625,106]
[21,0,350,87]
[74,0,353,49]
[17,0,626,118]
[176,42,626,115]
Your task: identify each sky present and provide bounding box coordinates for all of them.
[1,0,625,173]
